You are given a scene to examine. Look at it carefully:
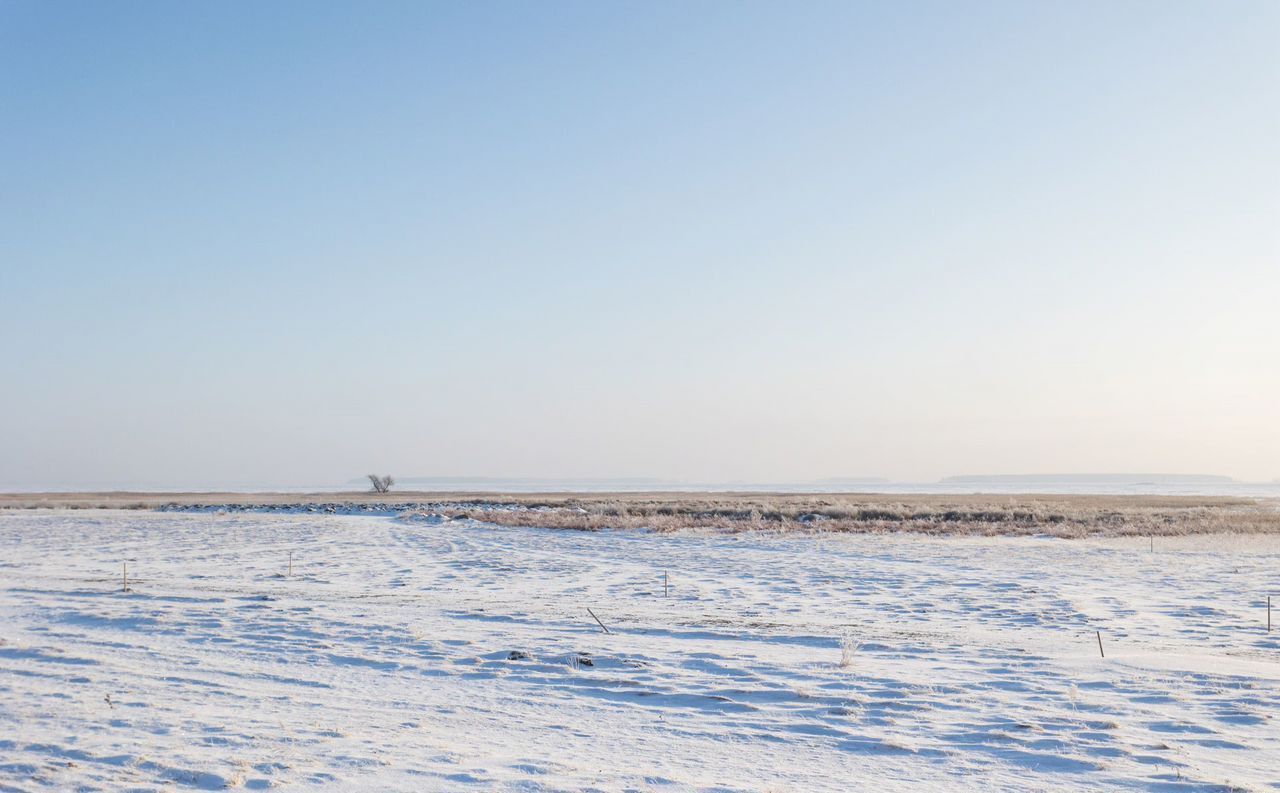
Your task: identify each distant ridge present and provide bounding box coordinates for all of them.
[941,474,1234,484]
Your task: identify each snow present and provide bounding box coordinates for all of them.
[1,510,1276,791]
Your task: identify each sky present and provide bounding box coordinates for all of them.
[1,1,1277,490]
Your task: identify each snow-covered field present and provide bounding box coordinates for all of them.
[1,510,1277,792]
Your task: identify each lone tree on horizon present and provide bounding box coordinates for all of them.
[367,474,394,493]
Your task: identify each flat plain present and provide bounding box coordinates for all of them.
[0,499,1277,790]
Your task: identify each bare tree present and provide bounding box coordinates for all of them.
[367,474,394,494]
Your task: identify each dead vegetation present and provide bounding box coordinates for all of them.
[3,490,1276,537]
[424,493,1280,538]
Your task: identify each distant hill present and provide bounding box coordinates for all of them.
[941,474,1234,484]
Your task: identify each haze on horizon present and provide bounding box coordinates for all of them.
[2,1,1277,491]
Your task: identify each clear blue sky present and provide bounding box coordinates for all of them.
[2,1,1277,489]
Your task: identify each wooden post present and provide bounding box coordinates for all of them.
[1150,535,1153,553]
[288,551,293,577]
[1269,596,1272,633]
[1096,630,1105,658]
[122,562,127,592]
[664,571,669,598]
[587,608,611,634]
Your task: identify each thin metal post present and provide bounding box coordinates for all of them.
[587,608,611,634]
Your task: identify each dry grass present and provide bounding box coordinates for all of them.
[839,634,860,669]
[3,490,1277,538]
[423,493,1280,538]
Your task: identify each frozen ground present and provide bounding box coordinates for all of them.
[0,511,1277,792]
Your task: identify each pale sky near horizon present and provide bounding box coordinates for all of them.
[2,1,1278,490]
